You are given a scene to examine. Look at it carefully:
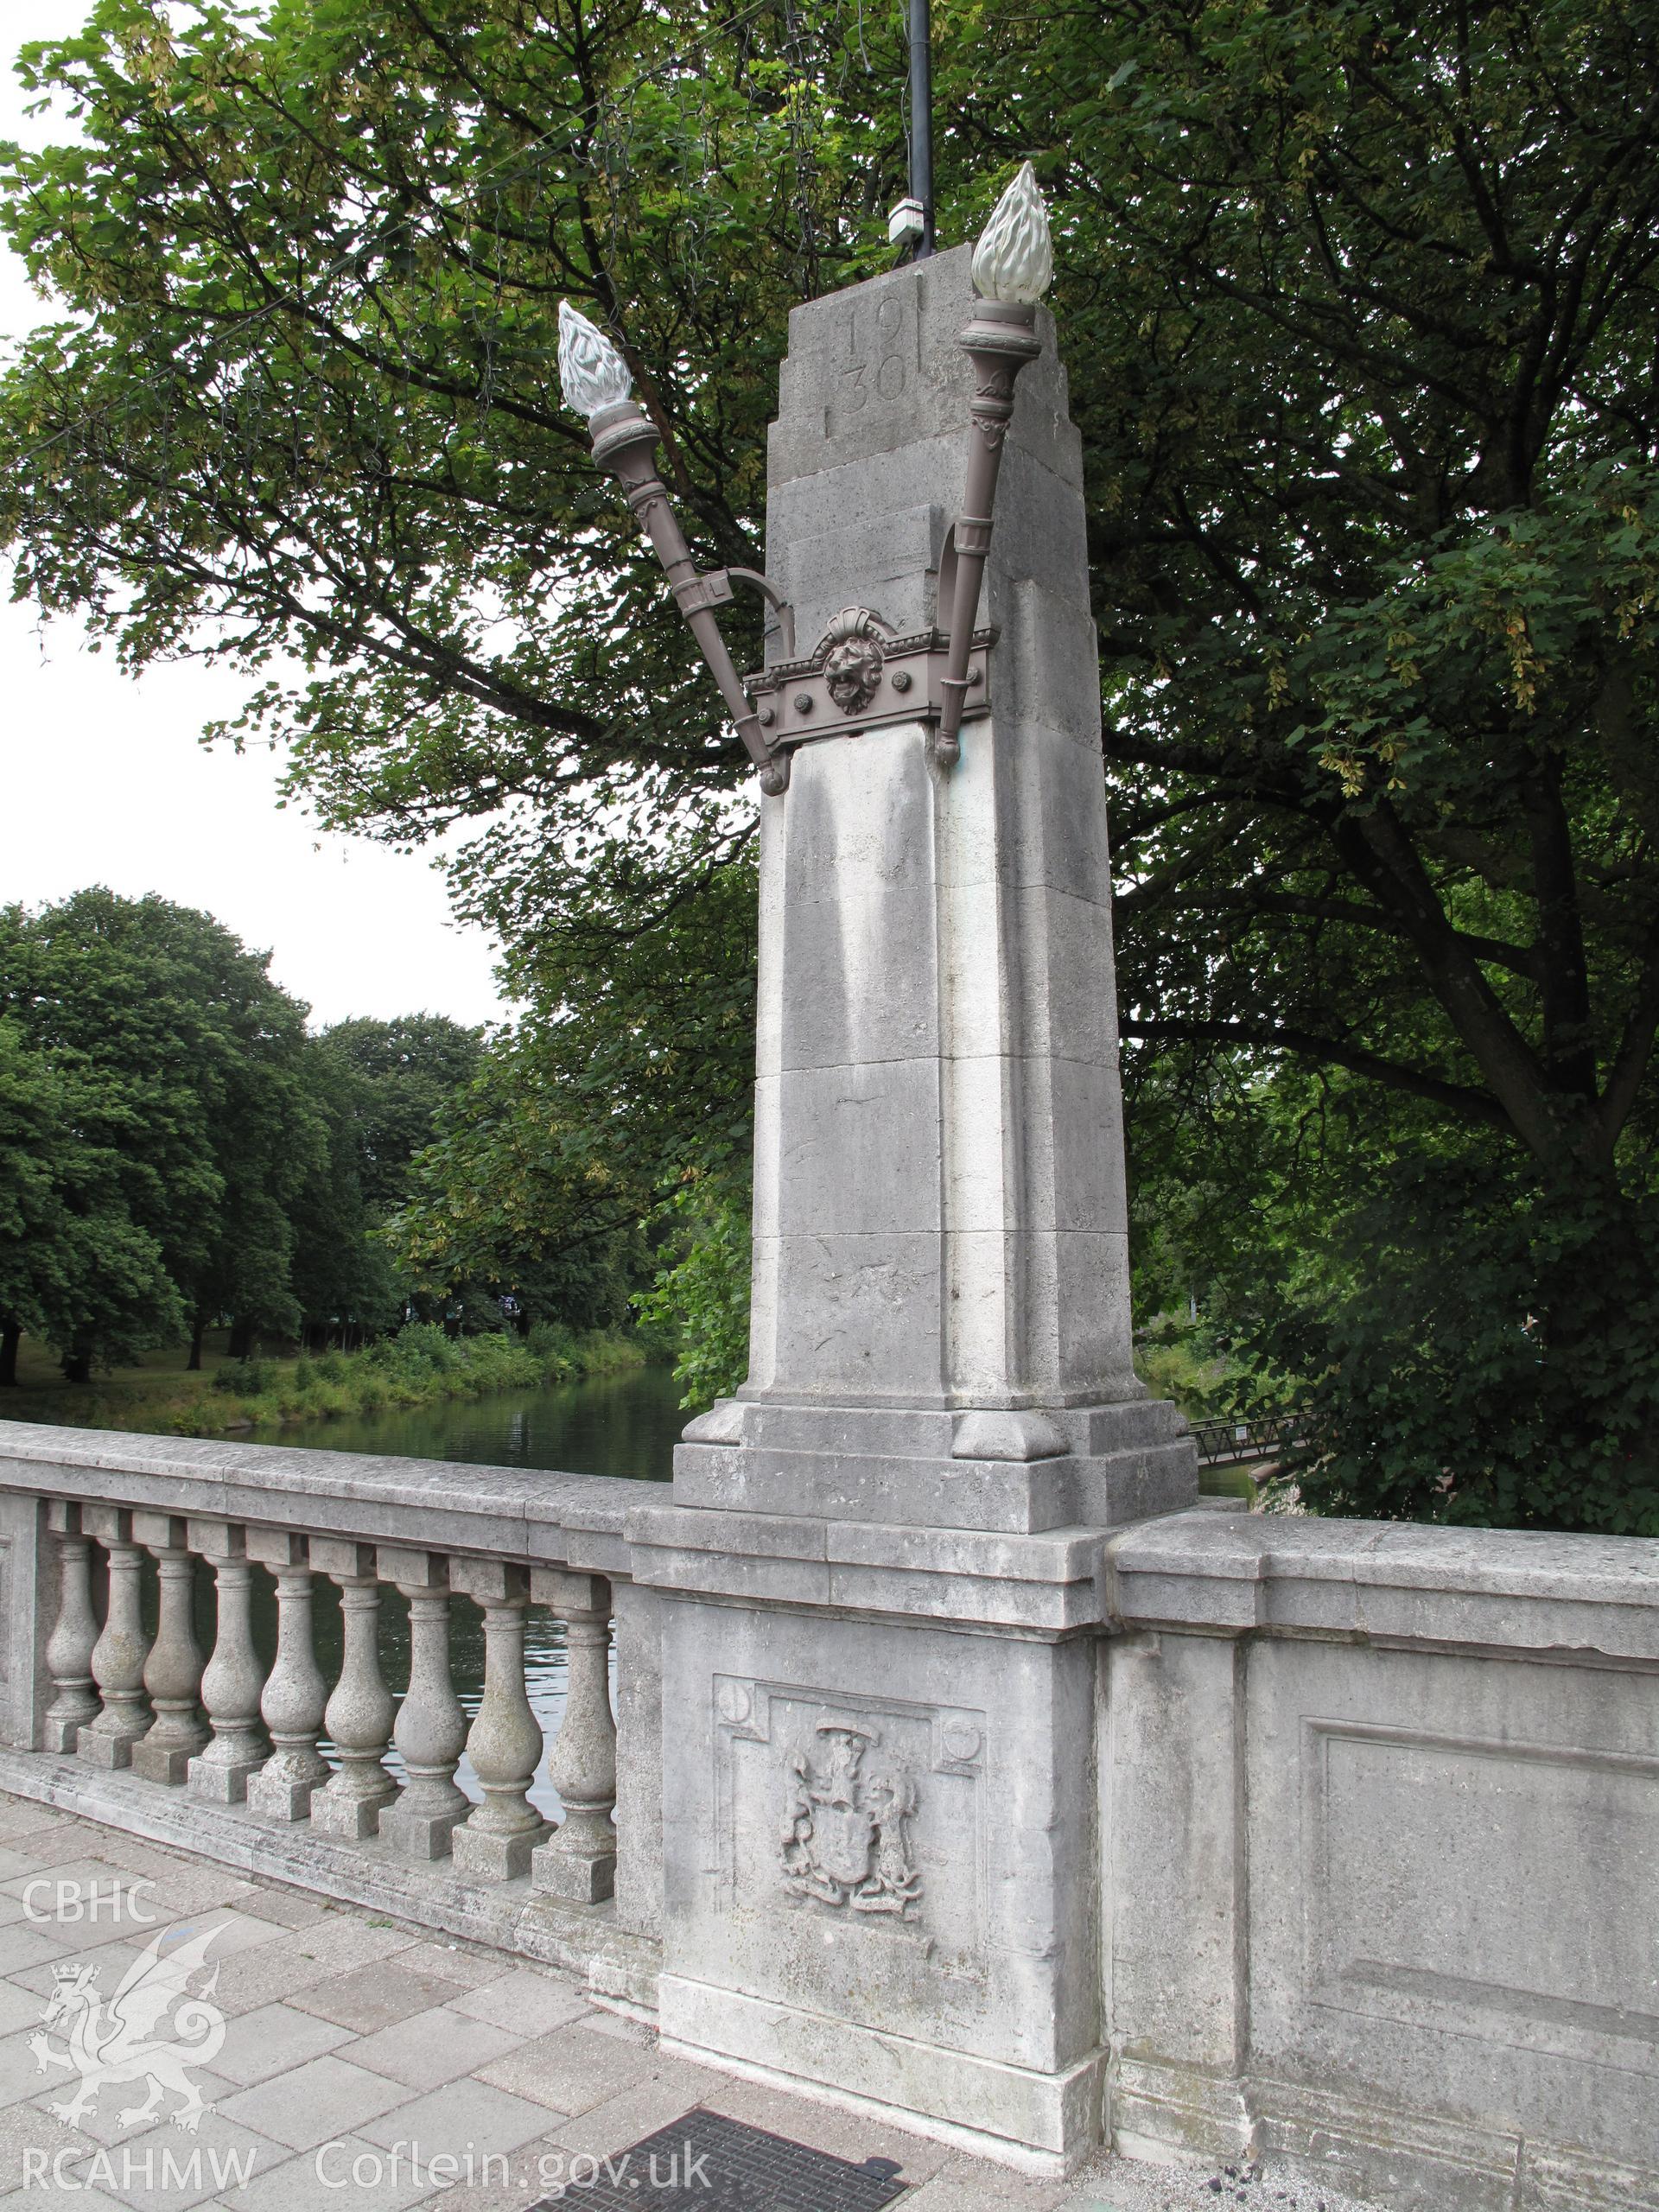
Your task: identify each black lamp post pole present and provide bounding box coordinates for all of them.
[908,0,935,259]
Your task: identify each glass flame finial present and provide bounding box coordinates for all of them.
[970,162,1053,306]
[557,301,634,421]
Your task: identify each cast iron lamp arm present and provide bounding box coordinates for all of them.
[935,162,1055,769]
[558,303,792,797]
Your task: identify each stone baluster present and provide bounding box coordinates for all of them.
[246,1532,330,1821]
[77,1508,153,1770]
[309,1540,397,1839]
[42,1502,100,1754]
[378,1548,469,1861]
[531,1571,618,1903]
[451,1560,548,1879]
[130,1513,207,1784]
[187,1521,270,1802]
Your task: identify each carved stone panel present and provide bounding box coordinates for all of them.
[713,1675,987,1983]
[1304,1715,1659,2065]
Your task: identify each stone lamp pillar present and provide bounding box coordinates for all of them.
[628,177,1198,2174]
[676,200,1194,1534]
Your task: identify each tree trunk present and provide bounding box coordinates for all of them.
[227,1316,254,1360]
[0,1323,19,1388]
[61,1343,92,1386]
[186,1314,207,1372]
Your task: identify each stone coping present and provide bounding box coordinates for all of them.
[0,1420,664,1577]
[1107,1509,1659,1660]
[10,1424,1659,1657]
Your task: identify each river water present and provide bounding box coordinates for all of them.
[232,1363,686,1818]
[248,1360,687,1483]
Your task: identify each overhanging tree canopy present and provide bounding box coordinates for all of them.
[3,0,1658,1516]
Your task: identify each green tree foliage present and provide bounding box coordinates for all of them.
[1133,1061,1659,1533]
[388,833,753,1331]
[292,1014,486,1337]
[313,1015,484,1212]
[632,1173,753,1410]
[390,1032,652,1332]
[284,1039,403,1344]
[0,891,320,1375]
[4,2,1659,1520]
[0,1014,184,1382]
[0,897,505,1372]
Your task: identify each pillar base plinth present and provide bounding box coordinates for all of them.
[246,1767,325,1822]
[309,1781,396,1840]
[379,1802,469,1862]
[452,1818,549,1882]
[187,1751,266,1805]
[675,1395,1197,1533]
[532,1830,616,1903]
[76,1726,142,1772]
[131,1738,201,1787]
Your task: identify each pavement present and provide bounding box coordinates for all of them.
[0,1791,1392,2212]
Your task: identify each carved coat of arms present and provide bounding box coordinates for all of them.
[781,1717,921,1916]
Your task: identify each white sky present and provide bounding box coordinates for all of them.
[0,1,508,1028]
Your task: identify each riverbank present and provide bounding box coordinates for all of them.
[0,1322,647,1440]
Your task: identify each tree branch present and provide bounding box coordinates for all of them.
[1119,1016,1511,1128]
[1118,883,1541,979]
[1600,938,1659,1154]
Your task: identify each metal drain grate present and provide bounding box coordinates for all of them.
[529,2107,912,2210]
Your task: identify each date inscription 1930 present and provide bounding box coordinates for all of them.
[831,293,912,435]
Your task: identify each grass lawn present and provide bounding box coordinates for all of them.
[0,1324,645,1440]
[3,1330,240,1427]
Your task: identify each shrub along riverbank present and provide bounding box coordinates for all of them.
[0,1322,646,1440]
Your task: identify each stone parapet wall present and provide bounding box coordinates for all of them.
[2,1426,1655,2204]
[0,1421,664,2003]
[1104,1510,1659,2210]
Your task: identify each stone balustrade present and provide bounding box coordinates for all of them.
[6,1419,1659,2207]
[38,1506,619,1898]
[0,1424,663,2003]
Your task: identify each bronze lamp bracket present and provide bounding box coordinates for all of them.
[745,618,995,766]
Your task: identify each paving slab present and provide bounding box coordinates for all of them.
[0,1801,71,1840]
[290,1957,479,2035]
[537,2066,734,2164]
[449,1967,590,2039]
[0,2092,98,2190]
[0,1789,1400,2212]
[216,2132,435,2211]
[215,2053,414,2151]
[51,2107,283,2212]
[355,2073,561,2158]
[0,1986,47,2042]
[348,2006,524,2093]
[474,2019,659,2118]
[200,2002,353,2089]
[204,1937,363,2018]
[386,1938,512,1991]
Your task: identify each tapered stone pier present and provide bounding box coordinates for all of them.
[632,245,1198,2169]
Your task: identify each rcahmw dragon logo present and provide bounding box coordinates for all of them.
[30,1923,227,2133]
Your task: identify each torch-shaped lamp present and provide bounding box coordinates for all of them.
[935,162,1054,766]
[557,303,791,796]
